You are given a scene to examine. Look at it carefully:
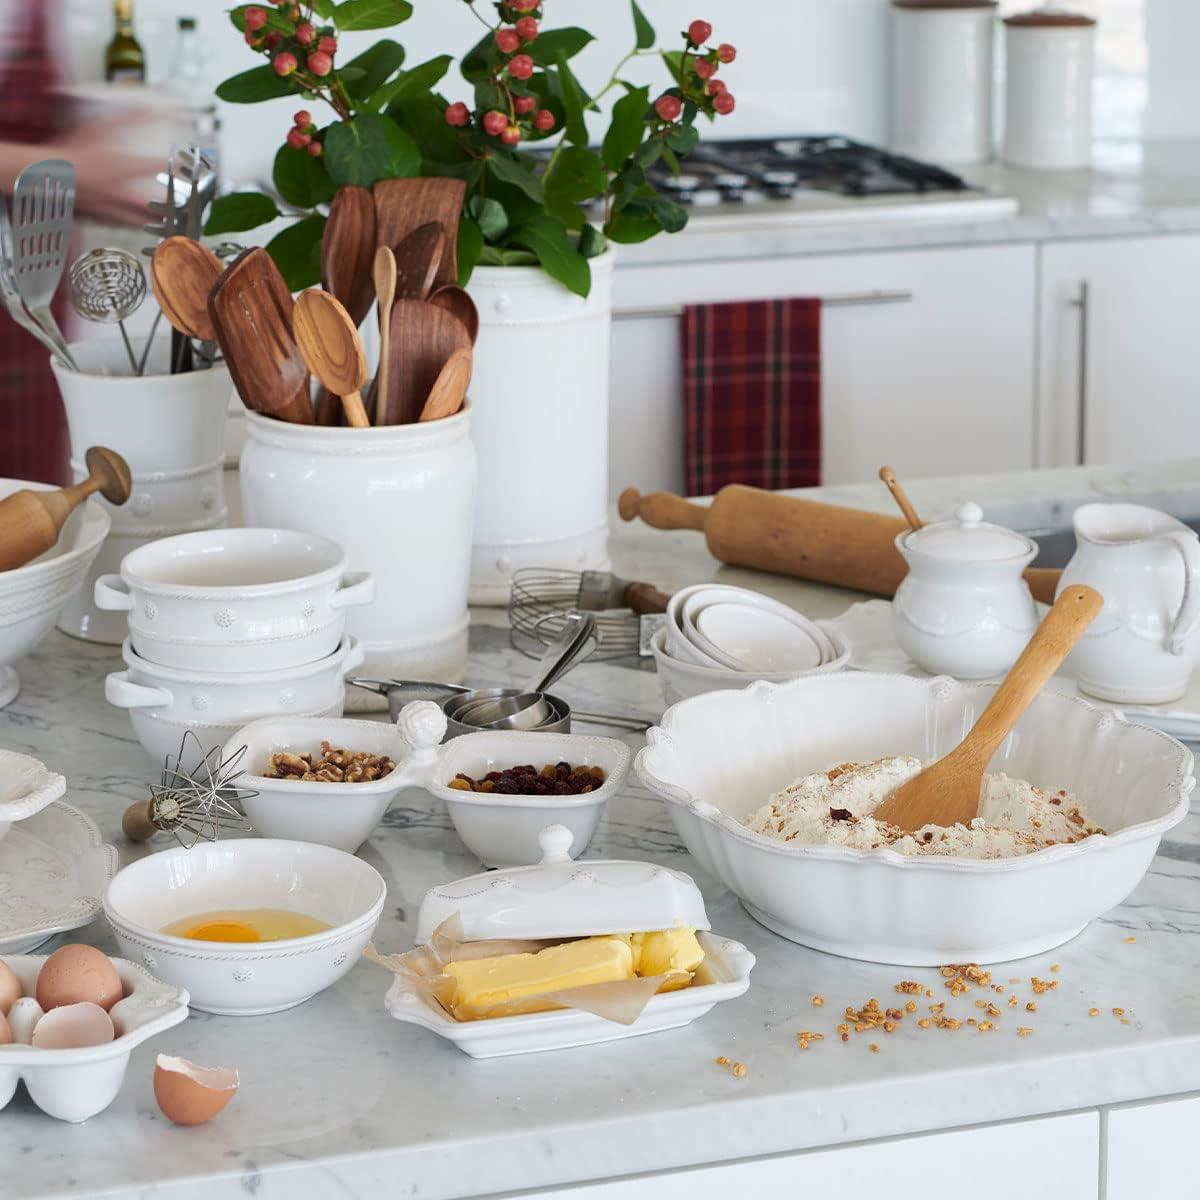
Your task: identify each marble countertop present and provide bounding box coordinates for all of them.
[4,464,1200,1199]
[617,139,1200,267]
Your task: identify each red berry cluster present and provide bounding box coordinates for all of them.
[655,18,737,122]
[442,3,555,147]
[286,109,324,157]
[243,4,338,82]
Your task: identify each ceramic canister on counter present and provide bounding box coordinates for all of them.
[891,0,997,166]
[1003,7,1096,170]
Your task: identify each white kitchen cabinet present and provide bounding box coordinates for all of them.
[522,1112,1100,1200]
[1105,1093,1200,1199]
[610,243,1037,493]
[1037,235,1200,468]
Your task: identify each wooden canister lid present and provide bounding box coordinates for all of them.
[1004,8,1096,25]
[893,1,996,8]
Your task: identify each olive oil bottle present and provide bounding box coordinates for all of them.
[105,0,145,84]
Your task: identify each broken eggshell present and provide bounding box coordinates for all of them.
[154,1054,239,1126]
[7,996,43,1044]
[31,1002,115,1049]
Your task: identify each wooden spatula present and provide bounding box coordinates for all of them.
[293,290,370,428]
[428,284,479,343]
[394,222,445,300]
[208,248,313,424]
[0,446,131,571]
[382,299,473,425]
[872,585,1104,834]
[373,177,465,289]
[419,346,472,422]
[151,236,222,342]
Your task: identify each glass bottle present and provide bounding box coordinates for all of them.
[105,0,145,85]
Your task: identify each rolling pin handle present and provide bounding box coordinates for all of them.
[617,488,708,532]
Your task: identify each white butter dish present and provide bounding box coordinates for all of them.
[0,955,189,1122]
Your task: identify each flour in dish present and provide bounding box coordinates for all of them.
[743,756,1105,859]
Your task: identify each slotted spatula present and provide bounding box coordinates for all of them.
[382,299,472,425]
[208,248,313,424]
[373,177,465,290]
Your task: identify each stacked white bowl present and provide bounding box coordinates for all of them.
[650,584,850,705]
[99,529,374,761]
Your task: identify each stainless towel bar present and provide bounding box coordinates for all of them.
[613,289,914,320]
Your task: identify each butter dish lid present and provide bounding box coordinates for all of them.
[415,825,710,944]
[902,502,1036,563]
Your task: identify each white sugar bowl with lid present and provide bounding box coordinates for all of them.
[892,502,1038,679]
[383,824,755,1058]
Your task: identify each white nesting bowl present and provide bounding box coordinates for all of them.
[105,635,363,761]
[636,673,1194,965]
[94,527,374,672]
[0,750,65,843]
[103,838,387,1015]
[650,626,849,705]
[0,485,110,709]
[695,602,824,672]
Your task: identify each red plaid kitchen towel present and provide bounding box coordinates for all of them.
[682,298,821,495]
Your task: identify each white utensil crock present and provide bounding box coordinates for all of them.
[466,250,613,604]
[1060,503,1200,704]
[238,407,475,699]
[50,337,231,644]
[891,1,996,165]
[1003,10,1095,170]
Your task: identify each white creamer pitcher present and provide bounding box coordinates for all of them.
[1060,503,1200,704]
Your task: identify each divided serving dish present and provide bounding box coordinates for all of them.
[636,672,1193,965]
[0,750,65,843]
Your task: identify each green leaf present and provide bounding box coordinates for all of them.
[602,85,649,172]
[509,215,590,297]
[661,50,685,78]
[468,195,508,242]
[204,192,279,236]
[606,211,660,244]
[338,39,405,99]
[551,58,588,146]
[216,65,294,104]
[634,138,663,168]
[630,0,656,49]
[311,0,337,16]
[333,0,413,31]
[267,215,326,291]
[527,28,594,67]
[368,54,452,111]
[460,31,497,83]
[543,145,607,231]
[479,245,537,267]
[666,123,700,155]
[456,217,484,286]
[647,194,688,233]
[578,223,608,258]
[388,94,470,164]
[273,143,336,208]
[485,154,543,205]
[324,112,420,188]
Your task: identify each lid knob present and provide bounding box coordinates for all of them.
[956,501,984,529]
[396,700,447,758]
[537,824,575,864]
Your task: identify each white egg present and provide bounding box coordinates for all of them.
[7,996,43,1044]
[31,1001,115,1049]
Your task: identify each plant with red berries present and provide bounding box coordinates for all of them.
[209,2,739,297]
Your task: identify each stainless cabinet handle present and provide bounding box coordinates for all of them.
[613,289,914,320]
[1070,281,1090,466]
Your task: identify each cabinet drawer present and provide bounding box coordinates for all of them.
[1106,1093,1200,1199]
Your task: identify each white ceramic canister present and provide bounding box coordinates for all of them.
[1003,8,1095,170]
[891,0,997,166]
[50,337,231,644]
[893,502,1038,678]
[1059,503,1200,704]
[238,406,475,701]
[465,249,613,605]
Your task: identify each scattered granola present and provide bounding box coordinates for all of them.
[796,1032,825,1050]
[1030,977,1058,994]
[811,995,825,1007]
[895,981,924,995]
[868,1043,880,1053]
[1124,936,1137,944]
[1026,1001,1038,1013]
[732,1061,747,1078]
[1017,1027,1033,1037]
[1112,1007,1126,1016]
[264,742,396,784]
[1088,1008,1100,1017]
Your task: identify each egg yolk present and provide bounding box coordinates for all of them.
[181,921,261,943]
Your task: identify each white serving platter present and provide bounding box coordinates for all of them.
[827,599,1200,742]
[0,800,116,953]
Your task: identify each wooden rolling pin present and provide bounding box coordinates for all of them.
[0,446,131,571]
[617,484,1061,605]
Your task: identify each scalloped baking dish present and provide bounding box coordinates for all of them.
[635,673,1194,965]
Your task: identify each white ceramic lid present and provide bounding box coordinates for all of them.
[415,825,710,944]
[903,502,1035,563]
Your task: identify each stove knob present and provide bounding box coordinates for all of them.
[690,188,723,207]
[660,173,701,193]
[762,169,798,187]
[714,172,749,191]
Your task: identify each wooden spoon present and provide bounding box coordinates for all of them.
[382,299,472,425]
[293,290,370,429]
[394,222,445,300]
[872,585,1104,834]
[428,284,479,344]
[151,237,222,342]
[373,246,396,426]
[208,248,313,424]
[0,445,131,571]
[419,346,472,422]
[373,177,465,289]
[879,466,923,531]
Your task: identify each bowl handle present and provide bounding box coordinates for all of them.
[340,639,366,676]
[330,572,375,610]
[94,574,134,611]
[105,671,172,709]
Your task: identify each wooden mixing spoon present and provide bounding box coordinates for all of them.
[151,236,223,342]
[418,346,472,422]
[428,284,479,343]
[0,446,131,571]
[373,245,396,425]
[879,466,923,531]
[872,584,1103,833]
[293,290,370,428]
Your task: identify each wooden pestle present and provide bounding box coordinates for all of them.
[617,484,1062,605]
[0,446,131,571]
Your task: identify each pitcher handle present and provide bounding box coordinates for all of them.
[1164,532,1200,655]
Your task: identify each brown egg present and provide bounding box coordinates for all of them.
[35,945,123,1012]
[0,1009,11,1045]
[154,1055,239,1126]
[0,959,21,1015]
